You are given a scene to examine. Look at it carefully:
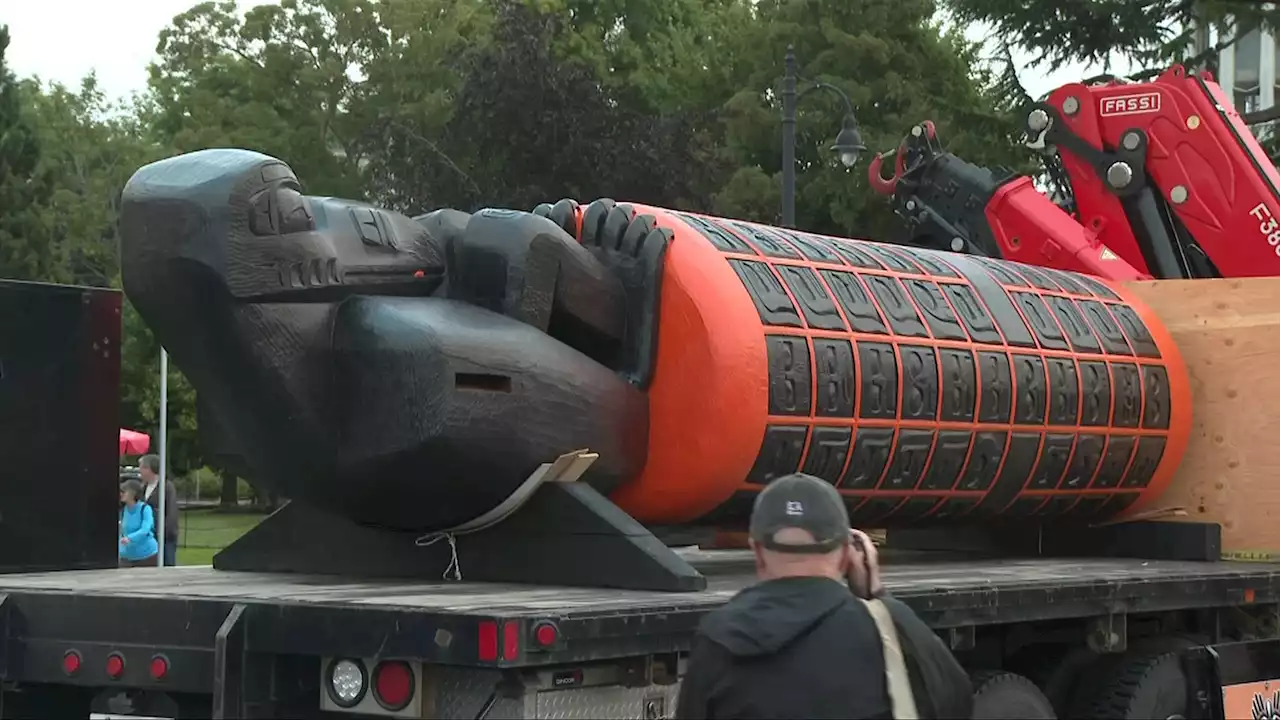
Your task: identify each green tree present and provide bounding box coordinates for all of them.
[0,25,54,282]
[709,0,1026,239]
[373,0,724,212]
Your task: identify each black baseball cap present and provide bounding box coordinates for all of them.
[749,473,851,554]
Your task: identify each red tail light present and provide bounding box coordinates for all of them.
[478,620,499,662]
[502,621,520,661]
[372,660,415,711]
[150,654,170,680]
[533,621,560,648]
[106,652,125,680]
[62,650,82,676]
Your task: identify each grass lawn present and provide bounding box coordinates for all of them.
[175,508,267,566]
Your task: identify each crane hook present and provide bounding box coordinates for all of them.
[868,145,908,196]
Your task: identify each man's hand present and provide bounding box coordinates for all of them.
[845,529,884,598]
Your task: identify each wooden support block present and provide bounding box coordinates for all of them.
[1123,277,1280,561]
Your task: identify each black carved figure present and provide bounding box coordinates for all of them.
[119,149,667,532]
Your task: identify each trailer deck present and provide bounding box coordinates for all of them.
[2,550,1279,622]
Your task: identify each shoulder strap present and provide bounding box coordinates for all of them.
[859,597,920,720]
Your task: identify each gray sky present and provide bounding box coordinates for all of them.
[1,0,1133,105]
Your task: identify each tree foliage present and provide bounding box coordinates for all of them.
[1,0,1025,475]
[0,26,54,282]
[710,0,1028,240]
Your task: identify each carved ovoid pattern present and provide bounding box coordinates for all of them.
[672,211,1184,526]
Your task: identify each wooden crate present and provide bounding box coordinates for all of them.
[1123,277,1280,561]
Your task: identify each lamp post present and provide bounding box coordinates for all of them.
[781,45,867,229]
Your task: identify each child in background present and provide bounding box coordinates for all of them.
[118,479,159,567]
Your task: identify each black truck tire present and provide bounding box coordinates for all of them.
[971,671,1057,719]
[1084,651,1188,719]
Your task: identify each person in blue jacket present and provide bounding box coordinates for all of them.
[119,479,159,567]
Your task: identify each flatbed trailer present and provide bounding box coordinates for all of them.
[2,549,1280,719]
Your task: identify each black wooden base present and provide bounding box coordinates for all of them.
[886,521,1222,562]
[212,483,707,592]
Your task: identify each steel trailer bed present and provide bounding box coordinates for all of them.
[1,550,1278,718]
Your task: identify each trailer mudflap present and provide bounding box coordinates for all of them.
[1183,637,1280,719]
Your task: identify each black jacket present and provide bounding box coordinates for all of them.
[674,576,893,720]
[143,479,180,543]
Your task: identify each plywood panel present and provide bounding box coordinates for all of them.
[1123,277,1280,560]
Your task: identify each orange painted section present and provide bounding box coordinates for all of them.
[560,201,1192,527]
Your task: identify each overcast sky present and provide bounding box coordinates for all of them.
[1,0,1134,106]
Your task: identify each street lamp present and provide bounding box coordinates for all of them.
[781,45,867,228]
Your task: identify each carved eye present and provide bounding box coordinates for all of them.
[249,187,315,237]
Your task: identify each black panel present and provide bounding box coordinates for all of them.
[1141,364,1172,430]
[938,348,977,422]
[899,344,939,421]
[1077,300,1134,355]
[976,258,1030,287]
[802,427,852,484]
[1079,360,1112,426]
[747,425,808,484]
[1039,268,1092,295]
[978,351,1013,423]
[947,256,1037,346]
[1109,304,1162,358]
[775,230,842,264]
[1046,296,1102,353]
[726,220,801,258]
[863,274,929,337]
[674,212,755,253]
[1011,291,1070,350]
[1067,495,1111,518]
[729,259,802,327]
[941,283,1003,344]
[1093,436,1137,489]
[813,339,856,418]
[766,335,812,416]
[0,282,121,573]
[930,497,979,520]
[892,496,943,521]
[882,430,935,491]
[906,280,968,340]
[1010,263,1063,291]
[1099,492,1139,516]
[863,245,920,273]
[1028,433,1073,489]
[1061,433,1105,489]
[920,431,972,491]
[852,497,906,523]
[1012,354,1048,425]
[1070,273,1123,301]
[776,265,847,330]
[1046,357,1080,426]
[826,238,886,269]
[857,342,899,419]
[1111,363,1143,428]
[1005,496,1048,517]
[821,270,890,334]
[1035,496,1080,517]
[905,250,961,278]
[958,432,1006,491]
[972,432,1042,516]
[1121,436,1167,488]
[840,428,895,489]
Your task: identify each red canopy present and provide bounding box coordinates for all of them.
[119,428,151,456]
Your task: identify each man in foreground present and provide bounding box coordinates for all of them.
[139,454,180,566]
[675,473,971,719]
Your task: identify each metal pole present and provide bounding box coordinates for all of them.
[781,46,798,229]
[158,348,168,568]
